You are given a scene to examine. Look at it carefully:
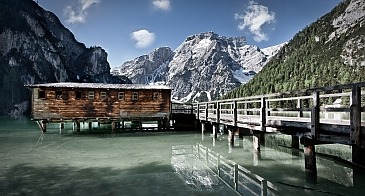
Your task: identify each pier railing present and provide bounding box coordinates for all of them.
[193,144,278,196]
[192,82,365,146]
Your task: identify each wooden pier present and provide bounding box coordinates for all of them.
[192,82,365,170]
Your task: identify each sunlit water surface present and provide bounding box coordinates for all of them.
[0,117,364,196]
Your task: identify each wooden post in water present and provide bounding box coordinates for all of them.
[201,121,206,133]
[111,122,116,132]
[292,135,299,149]
[88,122,92,129]
[212,123,218,139]
[37,120,47,133]
[253,134,261,152]
[76,121,80,132]
[303,143,317,181]
[291,135,300,156]
[158,120,162,131]
[228,128,234,146]
[59,122,64,134]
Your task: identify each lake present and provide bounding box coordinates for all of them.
[0,117,364,195]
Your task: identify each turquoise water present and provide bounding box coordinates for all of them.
[0,117,364,195]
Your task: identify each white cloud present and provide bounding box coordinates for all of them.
[64,0,101,24]
[131,29,156,49]
[153,0,170,11]
[235,1,275,42]
[80,0,101,11]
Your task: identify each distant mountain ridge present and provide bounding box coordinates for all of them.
[224,0,365,99]
[113,32,285,102]
[0,0,125,116]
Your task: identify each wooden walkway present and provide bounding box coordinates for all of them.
[189,82,365,167]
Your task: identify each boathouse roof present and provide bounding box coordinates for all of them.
[26,82,172,90]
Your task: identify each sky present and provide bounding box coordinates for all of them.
[37,0,342,69]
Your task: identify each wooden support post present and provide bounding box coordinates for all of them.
[352,146,365,166]
[292,135,299,149]
[37,120,47,133]
[201,121,206,133]
[111,122,116,132]
[292,135,300,156]
[212,123,218,139]
[88,122,92,129]
[76,122,80,132]
[304,144,317,181]
[228,128,234,146]
[311,91,320,139]
[350,86,362,145]
[139,119,143,131]
[121,120,125,130]
[349,85,365,165]
[253,134,261,152]
[59,122,64,134]
[158,120,162,131]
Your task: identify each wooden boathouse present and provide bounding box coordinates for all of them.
[27,82,172,132]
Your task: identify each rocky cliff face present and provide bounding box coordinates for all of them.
[114,32,285,102]
[0,0,125,116]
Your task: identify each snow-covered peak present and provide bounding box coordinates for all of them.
[261,42,287,56]
[114,32,285,102]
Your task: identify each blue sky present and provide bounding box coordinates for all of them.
[37,0,342,69]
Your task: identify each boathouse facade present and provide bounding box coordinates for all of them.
[27,82,172,131]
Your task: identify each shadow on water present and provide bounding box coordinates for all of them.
[1,162,231,196]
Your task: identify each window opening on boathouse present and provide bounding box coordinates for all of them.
[38,90,46,99]
[88,91,94,100]
[100,91,107,100]
[55,90,62,99]
[132,92,138,101]
[118,92,124,100]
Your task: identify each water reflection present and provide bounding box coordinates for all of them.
[198,132,365,196]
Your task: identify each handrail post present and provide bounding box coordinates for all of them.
[216,102,220,123]
[196,103,200,119]
[217,154,221,176]
[205,103,208,121]
[350,85,361,145]
[297,98,303,118]
[233,101,238,127]
[261,97,266,131]
[261,180,268,196]
[311,91,320,139]
[234,163,239,191]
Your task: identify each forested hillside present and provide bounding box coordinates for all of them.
[224,0,365,99]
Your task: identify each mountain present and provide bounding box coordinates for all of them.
[224,0,365,99]
[0,0,126,116]
[113,32,285,102]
